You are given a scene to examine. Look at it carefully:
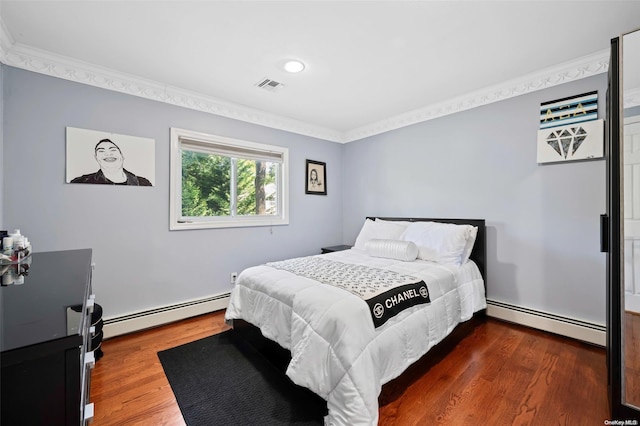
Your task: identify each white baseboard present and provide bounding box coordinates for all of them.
[100,295,605,346]
[625,292,640,314]
[102,293,230,339]
[486,300,605,347]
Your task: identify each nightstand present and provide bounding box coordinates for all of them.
[321,245,352,254]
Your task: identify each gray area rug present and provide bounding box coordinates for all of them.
[158,330,326,425]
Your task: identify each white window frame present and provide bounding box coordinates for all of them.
[170,128,289,230]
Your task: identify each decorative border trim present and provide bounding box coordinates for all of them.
[0,15,14,58]
[345,49,610,142]
[0,40,343,143]
[625,87,640,109]
[0,20,610,144]
[486,299,605,346]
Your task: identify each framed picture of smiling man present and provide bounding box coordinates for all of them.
[66,127,155,186]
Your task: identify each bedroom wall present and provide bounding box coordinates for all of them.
[625,105,640,117]
[342,74,607,327]
[0,64,4,229]
[2,66,343,320]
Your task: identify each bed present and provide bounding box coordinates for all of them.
[225,217,487,426]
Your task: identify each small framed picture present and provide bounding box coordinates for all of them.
[305,159,326,195]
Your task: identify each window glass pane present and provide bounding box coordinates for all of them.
[237,158,279,216]
[181,150,231,217]
[171,127,288,229]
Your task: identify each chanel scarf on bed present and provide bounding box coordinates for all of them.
[266,257,431,328]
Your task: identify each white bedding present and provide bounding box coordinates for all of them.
[224,248,486,426]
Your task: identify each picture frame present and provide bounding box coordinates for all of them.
[66,127,155,186]
[305,159,326,195]
[536,119,604,164]
[536,91,603,164]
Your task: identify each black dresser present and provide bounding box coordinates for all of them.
[1,249,95,425]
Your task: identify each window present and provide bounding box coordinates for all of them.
[170,128,289,230]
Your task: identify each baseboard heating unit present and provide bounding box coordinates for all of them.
[102,293,231,339]
[102,296,605,345]
[486,299,605,346]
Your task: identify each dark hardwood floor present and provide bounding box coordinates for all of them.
[91,310,610,426]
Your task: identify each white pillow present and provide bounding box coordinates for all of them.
[364,239,418,261]
[354,219,407,250]
[401,221,472,266]
[375,218,413,228]
[460,226,478,265]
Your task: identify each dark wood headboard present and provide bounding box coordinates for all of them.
[366,217,487,285]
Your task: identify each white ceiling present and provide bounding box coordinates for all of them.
[1,1,640,142]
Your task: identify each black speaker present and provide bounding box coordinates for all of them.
[91,303,104,361]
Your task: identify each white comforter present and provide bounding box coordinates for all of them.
[225,249,486,426]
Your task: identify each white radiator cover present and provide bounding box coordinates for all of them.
[102,293,231,339]
[101,294,605,347]
[486,299,605,346]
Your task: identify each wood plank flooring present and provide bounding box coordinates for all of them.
[90,312,230,426]
[91,311,609,426]
[626,312,640,408]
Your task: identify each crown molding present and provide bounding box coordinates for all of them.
[344,49,610,142]
[0,39,344,143]
[0,12,14,62]
[625,87,640,109]
[0,19,610,144]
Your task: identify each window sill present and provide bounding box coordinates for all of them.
[170,217,289,230]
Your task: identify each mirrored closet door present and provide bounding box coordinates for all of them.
[606,28,640,420]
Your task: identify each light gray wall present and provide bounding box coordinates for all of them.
[1,64,4,229]
[1,65,610,326]
[3,67,343,319]
[625,105,640,117]
[342,74,607,325]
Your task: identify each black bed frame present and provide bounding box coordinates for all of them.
[368,217,487,283]
[231,217,487,403]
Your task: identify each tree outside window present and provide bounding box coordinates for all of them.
[170,128,288,230]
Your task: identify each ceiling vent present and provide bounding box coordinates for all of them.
[255,77,284,92]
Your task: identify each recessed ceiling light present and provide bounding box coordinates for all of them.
[283,60,305,73]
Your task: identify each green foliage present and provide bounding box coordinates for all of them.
[237,158,257,215]
[181,151,231,217]
[181,150,278,218]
